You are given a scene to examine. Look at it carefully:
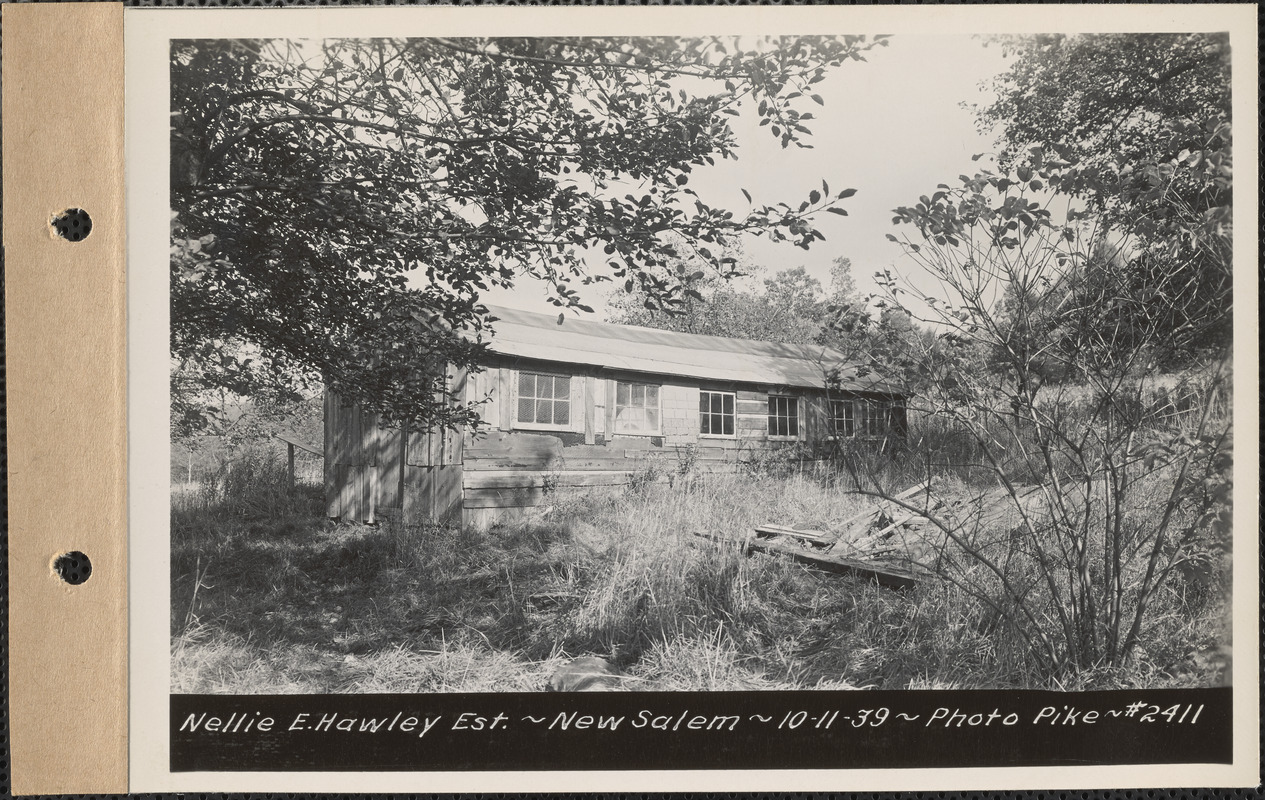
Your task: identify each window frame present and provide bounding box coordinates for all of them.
[612,380,663,436]
[766,394,802,440]
[698,389,737,439]
[512,369,575,432]
[827,398,856,439]
[857,397,891,438]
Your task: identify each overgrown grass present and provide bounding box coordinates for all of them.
[172,452,1229,693]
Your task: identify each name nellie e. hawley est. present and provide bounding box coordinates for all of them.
[179,710,445,738]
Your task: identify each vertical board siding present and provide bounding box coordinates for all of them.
[377,425,404,510]
[324,390,338,517]
[584,374,596,445]
[604,378,617,437]
[498,368,514,431]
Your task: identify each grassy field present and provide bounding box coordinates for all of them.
[171,448,1230,693]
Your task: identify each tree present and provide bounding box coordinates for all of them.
[977,33,1232,362]
[876,162,1231,679]
[171,36,889,430]
[608,258,829,345]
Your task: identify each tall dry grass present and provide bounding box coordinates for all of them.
[172,443,1229,693]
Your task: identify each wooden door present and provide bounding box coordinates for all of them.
[400,369,466,526]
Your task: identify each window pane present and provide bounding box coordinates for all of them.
[618,382,630,406]
[647,410,659,429]
[535,399,552,424]
[553,376,570,399]
[723,414,734,436]
[699,393,709,414]
[788,413,799,437]
[518,397,534,422]
[554,401,569,426]
[723,394,734,414]
[647,385,659,406]
[519,372,535,396]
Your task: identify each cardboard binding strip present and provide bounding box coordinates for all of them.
[2,3,128,794]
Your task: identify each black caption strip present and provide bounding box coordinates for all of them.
[172,688,1230,772]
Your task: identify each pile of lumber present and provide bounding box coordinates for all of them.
[693,481,947,589]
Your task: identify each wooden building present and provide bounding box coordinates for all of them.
[325,306,907,529]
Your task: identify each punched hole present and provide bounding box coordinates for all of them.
[54,551,92,585]
[51,208,92,242]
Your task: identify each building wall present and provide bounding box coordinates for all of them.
[327,359,904,528]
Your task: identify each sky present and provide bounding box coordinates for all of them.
[484,34,1012,319]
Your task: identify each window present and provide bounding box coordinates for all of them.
[767,396,800,438]
[699,390,735,436]
[517,371,571,427]
[615,381,661,434]
[829,399,855,437]
[857,398,891,437]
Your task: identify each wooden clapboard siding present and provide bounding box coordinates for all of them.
[465,470,636,490]
[327,350,906,527]
[465,485,548,509]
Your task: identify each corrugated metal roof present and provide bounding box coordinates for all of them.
[482,306,904,394]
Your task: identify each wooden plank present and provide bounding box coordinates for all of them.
[401,465,433,525]
[466,456,633,472]
[376,427,402,508]
[435,464,464,526]
[275,432,321,456]
[323,391,338,517]
[605,378,617,437]
[466,429,566,460]
[464,485,546,509]
[336,464,352,520]
[499,368,515,431]
[692,531,925,589]
[736,390,766,401]
[406,429,428,467]
[584,375,596,445]
[464,470,636,490]
[754,524,828,541]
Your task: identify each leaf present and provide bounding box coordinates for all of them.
[741,188,752,203]
[885,233,898,242]
[810,94,824,105]
[837,188,857,199]
[809,190,821,204]
[827,207,849,216]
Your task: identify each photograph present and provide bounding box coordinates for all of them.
[167,29,1235,698]
[119,5,1256,786]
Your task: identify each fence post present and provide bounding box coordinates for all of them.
[287,442,296,491]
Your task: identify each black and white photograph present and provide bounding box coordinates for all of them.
[127,4,1256,788]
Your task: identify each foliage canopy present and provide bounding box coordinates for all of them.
[171,36,888,432]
